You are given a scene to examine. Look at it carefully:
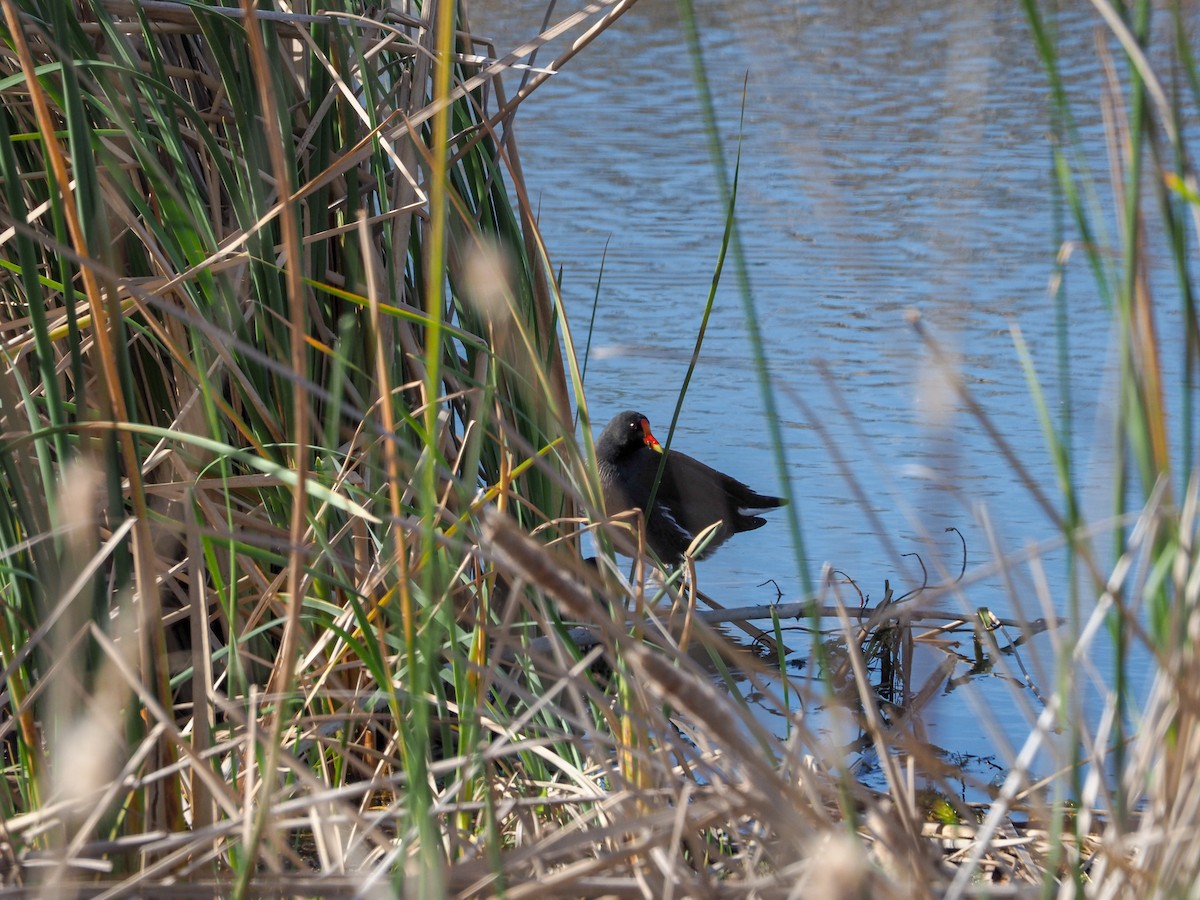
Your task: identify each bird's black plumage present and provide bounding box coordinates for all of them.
[596,410,785,565]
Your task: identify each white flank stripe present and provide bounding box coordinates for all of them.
[658,506,692,541]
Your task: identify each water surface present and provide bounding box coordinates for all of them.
[468,0,1185,798]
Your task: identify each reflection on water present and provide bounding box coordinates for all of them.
[467,0,1180,800]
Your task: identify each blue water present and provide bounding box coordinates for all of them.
[468,0,1188,800]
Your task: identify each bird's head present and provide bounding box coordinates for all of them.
[599,410,663,460]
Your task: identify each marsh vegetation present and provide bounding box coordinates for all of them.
[0,0,1196,897]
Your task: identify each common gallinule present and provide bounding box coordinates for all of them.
[597,411,786,565]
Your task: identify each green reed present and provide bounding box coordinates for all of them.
[0,0,589,892]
